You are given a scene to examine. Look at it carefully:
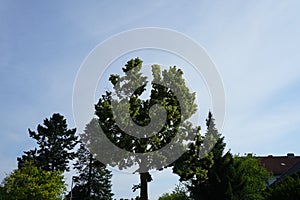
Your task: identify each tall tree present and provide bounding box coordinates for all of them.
[68,138,113,200]
[192,112,236,199]
[171,124,213,186]
[92,58,198,200]
[175,112,239,199]
[17,113,78,172]
[172,111,222,186]
[173,112,270,200]
[193,148,236,200]
[172,112,234,199]
[1,161,66,200]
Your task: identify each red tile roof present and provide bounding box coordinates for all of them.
[258,154,300,175]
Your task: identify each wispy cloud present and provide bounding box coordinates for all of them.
[1,1,300,199]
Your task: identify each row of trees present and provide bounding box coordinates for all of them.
[159,112,271,200]
[0,113,113,200]
[159,111,300,200]
[91,58,300,199]
[93,58,275,199]
[1,58,299,199]
[2,111,298,200]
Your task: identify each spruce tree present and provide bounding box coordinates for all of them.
[189,112,235,199]
[17,113,78,172]
[68,139,113,200]
[173,112,271,200]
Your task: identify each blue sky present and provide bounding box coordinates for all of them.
[1,1,300,199]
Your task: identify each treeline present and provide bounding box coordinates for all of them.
[1,111,298,200]
[159,112,270,200]
[1,58,299,200]
[0,113,113,200]
[158,112,300,200]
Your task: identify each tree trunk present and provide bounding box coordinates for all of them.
[140,172,148,200]
[87,154,93,198]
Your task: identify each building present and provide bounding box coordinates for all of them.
[258,153,300,185]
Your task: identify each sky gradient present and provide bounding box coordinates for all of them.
[1,1,300,199]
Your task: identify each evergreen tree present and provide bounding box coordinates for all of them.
[191,147,235,199]
[68,138,113,200]
[171,124,213,186]
[174,112,270,200]
[193,113,270,200]
[92,58,198,200]
[171,112,231,199]
[182,112,236,199]
[17,113,78,172]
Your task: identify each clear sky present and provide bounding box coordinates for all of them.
[1,1,300,199]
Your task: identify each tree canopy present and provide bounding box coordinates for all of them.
[158,184,189,200]
[1,58,296,200]
[1,161,66,200]
[233,154,271,200]
[90,58,198,199]
[185,117,235,200]
[68,138,113,200]
[17,113,78,172]
[264,170,300,200]
[173,112,271,200]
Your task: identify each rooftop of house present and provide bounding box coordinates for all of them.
[278,160,300,181]
[257,153,300,176]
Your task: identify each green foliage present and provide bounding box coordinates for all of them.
[233,155,271,200]
[264,170,300,200]
[158,192,188,200]
[93,58,198,199]
[17,113,78,172]
[95,58,196,158]
[158,184,189,200]
[171,112,218,199]
[171,124,213,185]
[173,112,271,200]
[0,185,10,199]
[117,198,140,200]
[67,135,113,200]
[1,161,66,200]
[188,138,236,200]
